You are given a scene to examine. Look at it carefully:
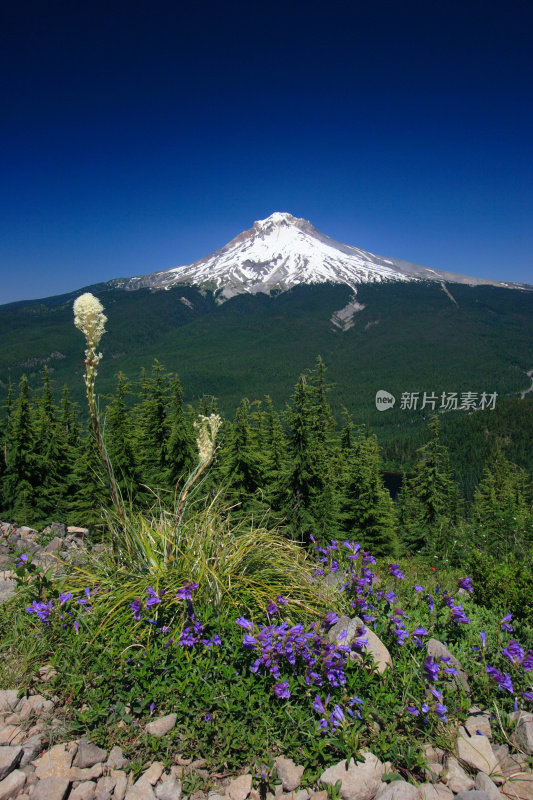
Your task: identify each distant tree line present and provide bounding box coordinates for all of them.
[1,359,532,561]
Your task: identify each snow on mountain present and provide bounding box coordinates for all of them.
[113,212,526,302]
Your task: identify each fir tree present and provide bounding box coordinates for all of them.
[105,372,140,501]
[2,375,40,524]
[134,362,170,489]
[166,374,196,490]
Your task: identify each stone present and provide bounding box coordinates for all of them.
[70,782,97,800]
[0,691,19,713]
[418,785,453,800]
[18,694,55,721]
[456,729,499,775]
[95,775,116,795]
[423,746,446,766]
[142,763,164,785]
[328,616,392,673]
[320,753,385,800]
[39,664,58,682]
[125,782,156,799]
[67,526,90,537]
[475,773,504,800]
[427,639,470,693]
[294,791,310,800]
[70,763,104,781]
[309,792,328,800]
[145,714,177,738]
[501,777,533,800]
[423,764,443,783]
[20,734,43,767]
[465,712,492,739]
[31,776,70,800]
[44,537,64,554]
[228,774,253,800]
[106,745,129,770]
[454,793,491,800]
[34,743,74,780]
[0,744,22,779]
[274,757,305,792]
[0,580,16,605]
[0,725,24,746]
[510,713,533,756]
[155,777,182,800]
[74,737,108,768]
[374,781,419,800]
[51,523,67,538]
[444,757,475,793]
[0,768,25,800]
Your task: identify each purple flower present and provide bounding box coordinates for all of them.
[149,702,155,715]
[15,553,28,566]
[267,600,278,616]
[145,587,162,610]
[175,582,199,600]
[501,614,513,633]
[424,656,440,684]
[487,665,514,694]
[129,599,142,621]
[459,576,474,593]
[522,651,533,672]
[59,592,72,605]
[414,584,424,593]
[73,619,79,633]
[26,600,54,622]
[236,616,253,631]
[503,640,525,665]
[523,692,533,701]
[242,634,258,649]
[426,594,435,612]
[204,713,212,721]
[384,591,397,603]
[407,706,420,716]
[210,634,222,647]
[388,564,405,579]
[312,695,325,714]
[273,681,291,699]
[480,631,487,649]
[330,705,344,727]
[276,595,289,606]
[412,627,428,637]
[362,551,376,566]
[434,703,448,721]
[322,611,339,629]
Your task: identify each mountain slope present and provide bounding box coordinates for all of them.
[109,212,528,300]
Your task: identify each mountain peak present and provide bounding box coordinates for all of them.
[114,214,525,301]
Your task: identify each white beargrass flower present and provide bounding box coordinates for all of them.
[73,293,107,392]
[194,413,222,464]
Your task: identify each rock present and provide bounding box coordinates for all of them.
[155,777,182,800]
[0,768,25,800]
[39,664,58,682]
[510,713,533,756]
[418,784,454,800]
[424,763,443,783]
[328,616,392,673]
[456,729,499,775]
[309,792,328,800]
[374,781,419,800]
[0,691,19,713]
[0,744,22,779]
[67,526,90,537]
[454,793,491,800]
[95,774,116,797]
[145,714,177,738]
[107,745,129,770]
[423,745,446,766]
[501,776,533,800]
[126,781,156,799]
[274,757,305,791]
[70,782,97,800]
[44,536,64,554]
[293,791,310,800]
[0,724,24,746]
[320,753,385,800]
[465,711,492,739]
[228,774,253,800]
[51,522,67,538]
[475,773,504,800]
[0,580,16,605]
[74,737,108,768]
[427,639,470,693]
[34,743,75,779]
[18,694,55,721]
[20,734,43,767]
[70,763,104,781]
[142,763,164,785]
[443,757,475,793]
[32,776,71,800]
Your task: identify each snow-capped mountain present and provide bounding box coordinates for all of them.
[111,212,526,301]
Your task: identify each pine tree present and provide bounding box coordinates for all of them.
[68,421,110,530]
[340,427,397,556]
[105,372,140,501]
[398,416,460,554]
[222,398,267,515]
[166,374,196,490]
[134,362,170,489]
[2,375,41,524]
[34,367,69,522]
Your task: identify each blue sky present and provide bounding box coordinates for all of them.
[1,0,532,305]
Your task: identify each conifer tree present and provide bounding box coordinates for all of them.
[222,398,267,515]
[68,421,110,530]
[105,372,140,501]
[2,375,40,524]
[134,362,170,489]
[341,427,397,555]
[398,416,460,554]
[34,367,70,522]
[166,374,196,491]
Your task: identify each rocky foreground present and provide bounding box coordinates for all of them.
[0,522,532,800]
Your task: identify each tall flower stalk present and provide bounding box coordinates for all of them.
[175,413,222,525]
[73,293,125,523]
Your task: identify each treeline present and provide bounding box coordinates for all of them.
[1,359,532,560]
